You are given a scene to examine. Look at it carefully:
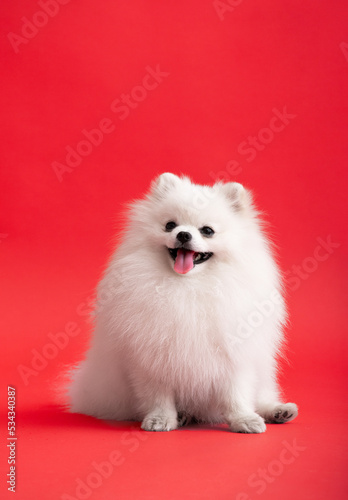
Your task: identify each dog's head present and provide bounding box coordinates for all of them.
[129,173,256,276]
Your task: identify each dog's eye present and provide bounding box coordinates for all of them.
[165,221,177,232]
[200,226,214,237]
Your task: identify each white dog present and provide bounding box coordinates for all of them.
[67,173,298,433]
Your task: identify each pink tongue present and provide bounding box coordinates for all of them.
[174,249,195,274]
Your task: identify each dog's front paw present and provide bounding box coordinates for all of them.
[229,413,266,434]
[141,414,178,432]
[267,403,298,424]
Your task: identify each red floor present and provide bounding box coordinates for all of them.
[1,334,347,500]
[1,0,347,498]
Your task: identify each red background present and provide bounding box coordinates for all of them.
[1,1,347,499]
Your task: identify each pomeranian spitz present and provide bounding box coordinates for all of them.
[67,173,298,433]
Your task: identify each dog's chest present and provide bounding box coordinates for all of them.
[140,303,233,384]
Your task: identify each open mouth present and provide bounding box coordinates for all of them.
[168,248,213,274]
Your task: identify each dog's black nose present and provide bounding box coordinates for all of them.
[177,231,192,243]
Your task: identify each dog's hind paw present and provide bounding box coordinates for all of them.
[266,403,298,424]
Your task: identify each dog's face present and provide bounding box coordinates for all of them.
[164,220,214,275]
[130,173,253,276]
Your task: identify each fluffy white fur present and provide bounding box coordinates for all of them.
[67,173,298,433]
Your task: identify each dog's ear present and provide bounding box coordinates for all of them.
[219,182,251,211]
[149,173,181,199]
